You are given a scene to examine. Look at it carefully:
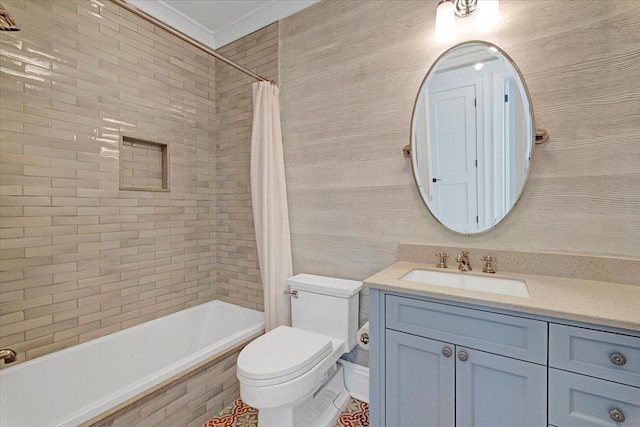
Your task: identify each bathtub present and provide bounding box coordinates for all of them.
[0,300,264,427]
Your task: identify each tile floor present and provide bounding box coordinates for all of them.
[203,397,369,427]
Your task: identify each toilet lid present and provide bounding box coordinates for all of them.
[237,326,333,382]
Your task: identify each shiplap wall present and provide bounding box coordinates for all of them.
[279,0,640,282]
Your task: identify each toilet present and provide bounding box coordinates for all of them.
[237,273,362,427]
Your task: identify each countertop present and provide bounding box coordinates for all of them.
[365,261,640,332]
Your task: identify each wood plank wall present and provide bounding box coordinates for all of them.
[279,0,640,283]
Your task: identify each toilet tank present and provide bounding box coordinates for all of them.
[287,274,362,352]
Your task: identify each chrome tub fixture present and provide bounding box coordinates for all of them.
[0,348,17,364]
[0,4,20,31]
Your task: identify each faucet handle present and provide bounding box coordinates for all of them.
[0,348,17,364]
[481,256,496,274]
[434,252,448,268]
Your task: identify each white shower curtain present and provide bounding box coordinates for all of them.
[250,81,293,332]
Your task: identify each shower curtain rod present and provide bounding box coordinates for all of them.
[108,0,273,84]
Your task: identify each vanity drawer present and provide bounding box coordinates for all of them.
[549,368,640,427]
[385,295,547,364]
[550,324,640,387]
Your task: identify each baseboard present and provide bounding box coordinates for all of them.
[337,359,369,404]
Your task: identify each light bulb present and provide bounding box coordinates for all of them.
[435,1,456,43]
[474,62,484,71]
[476,0,500,31]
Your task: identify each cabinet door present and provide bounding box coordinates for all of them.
[385,329,454,427]
[456,347,547,427]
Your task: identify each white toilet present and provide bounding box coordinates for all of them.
[237,273,362,427]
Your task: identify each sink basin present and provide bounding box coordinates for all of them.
[400,269,530,298]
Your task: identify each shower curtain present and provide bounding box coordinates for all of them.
[250,81,293,332]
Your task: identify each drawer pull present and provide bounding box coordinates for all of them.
[610,352,627,366]
[442,346,452,357]
[458,351,469,362]
[609,408,626,423]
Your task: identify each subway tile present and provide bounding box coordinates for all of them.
[23,206,76,216]
[24,225,77,237]
[0,236,52,250]
[0,228,24,239]
[24,299,77,320]
[23,262,76,278]
[52,233,98,245]
[24,280,78,299]
[0,311,24,326]
[0,0,237,364]
[25,317,78,341]
[24,243,77,258]
[77,240,119,252]
[0,314,52,336]
[52,215,98,226]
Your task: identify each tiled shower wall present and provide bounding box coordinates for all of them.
[0,0,218,364]
[214,24,279,311]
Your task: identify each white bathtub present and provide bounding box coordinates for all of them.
[0,300,264,427]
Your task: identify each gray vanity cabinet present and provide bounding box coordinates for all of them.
[385,330,454,426]
[548,324,640,426]
[456,347,547,427]
[372,290,548,427]
[384,329,547,427]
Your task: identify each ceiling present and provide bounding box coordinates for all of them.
[127,0,319,49]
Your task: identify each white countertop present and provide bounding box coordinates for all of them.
[365,261,640,332]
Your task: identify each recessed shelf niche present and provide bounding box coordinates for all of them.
[120,136,169,192]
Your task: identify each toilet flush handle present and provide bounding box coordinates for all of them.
[283,290,298,298]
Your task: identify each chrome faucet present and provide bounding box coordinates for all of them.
[0,348,16,364]
[456,251,472,271]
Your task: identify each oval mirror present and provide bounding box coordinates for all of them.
[411,41,535,235]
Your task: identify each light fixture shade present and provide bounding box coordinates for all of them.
[435,0,456,43]
[476,0,500,31]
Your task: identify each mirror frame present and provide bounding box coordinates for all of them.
[410,40,537,236]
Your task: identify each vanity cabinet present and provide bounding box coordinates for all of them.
[375,292,547,427]
[370,289,640,427]
[548,324,640,427]
[385,330,454,426]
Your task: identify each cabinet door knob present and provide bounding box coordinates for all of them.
[609,408,626,423]
[442,347,452,357]
[457,351,469,362]
[610,352,627,366]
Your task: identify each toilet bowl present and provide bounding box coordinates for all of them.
[237,274,362,427]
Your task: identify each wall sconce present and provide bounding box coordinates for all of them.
[435,0,499,42]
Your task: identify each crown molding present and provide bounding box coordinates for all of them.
[123,0,319,49]
[126,0,217,48]
[213,0,320,48]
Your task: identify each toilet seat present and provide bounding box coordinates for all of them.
[237,326,333,386]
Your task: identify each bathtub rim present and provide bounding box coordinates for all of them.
[1,300,264,427]
[80,329,264,427]
[2,300,262,374]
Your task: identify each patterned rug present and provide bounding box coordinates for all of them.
[204,397,369,427]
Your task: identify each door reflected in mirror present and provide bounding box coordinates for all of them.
[411,41,534,235]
